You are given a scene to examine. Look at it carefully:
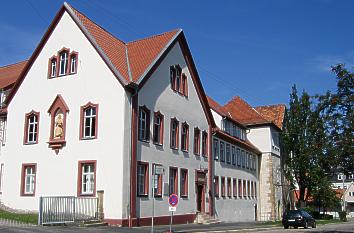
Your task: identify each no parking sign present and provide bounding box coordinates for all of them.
[168,194,178,212]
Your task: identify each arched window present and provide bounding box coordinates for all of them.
[59,50,69,76]
[50,57,57,78]
[24,111,40,144]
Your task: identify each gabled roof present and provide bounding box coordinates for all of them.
[206,95,228,116]
[255,104,286,130]
[0,60,28,89]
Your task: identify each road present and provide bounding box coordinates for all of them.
[0,221,353,233]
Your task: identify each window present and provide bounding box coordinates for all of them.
[137,162,149,196]
[181,123,189,152]
[169,167,178,195]
[338,174,343,181]
[152,164,163,197]
[50,57,57,78]
[180,169,188,197]
[80,103,98,139]
[213,139,219,160]
[220,142,225,162]
[153,112,164,145]
[247,180,251,197]
[254,182,257,198]
[181,74,188,97]
[202,131,208,157]
[59,51,68,76]
[170,65,176,90]
[241,150,246,168]
[69,52,78,74]
[193,128,200,155]
[231,146,236,165]
[238,179,242,198]
[243,180,247,197]
[233,178,237,197]
[221,177,225,197]
[246,152,249,169]
[237,148,241,166]
[78,161,96,196]
[214,176,219,197]
[251,181,254,198]
[138,106,150,142]
[0,164,3,193]
[170,118,179,149]
[349,174,354,180]
[24,111,39,144]
[175,65,181,92]
[227,177,231,197]
[226,144,231,164]
[21,164,36,196]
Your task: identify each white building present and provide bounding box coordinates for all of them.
[0,2,285,226]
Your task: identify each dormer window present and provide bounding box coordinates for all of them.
[50,58,57,78]
[59,51,68,76]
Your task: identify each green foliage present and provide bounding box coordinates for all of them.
[0,208,38,224]
[338,211,347,222]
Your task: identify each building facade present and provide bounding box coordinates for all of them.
[0,2,285,226]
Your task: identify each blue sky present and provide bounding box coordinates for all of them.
[1,0,353,107]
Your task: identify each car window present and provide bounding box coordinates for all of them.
[287,210,301,218]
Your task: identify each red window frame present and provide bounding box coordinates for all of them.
[152,163,162,197]
[169,167,178,195]
[20,163,37,197]
[80,102,99,140]
[77,160,97,197]
[181,122,189,152]
[69,51,78,74]
[221,176,225,197]
[138,106,150,142]
[227,177,231,197]
[180,168,188,197]
[181,74,188,97]
[48,55,57,78]
[238,179,242,198]
[201,131,208,157]
[23,110,40,145]
[170,65,176,91]
[137,161,149,197]
[233,178,237,198]
[214,176,219,198]
[193,127,200,155]
[170,118,179,149]
[153,111,164,145]
[57,47,70,77]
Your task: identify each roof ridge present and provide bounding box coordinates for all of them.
[127,28,181,45]
[64,2,127,45]
[0,60,29,69]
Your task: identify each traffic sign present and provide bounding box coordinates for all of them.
[169,206,176,212]
[168,194,179,207]
[154,166,164,175]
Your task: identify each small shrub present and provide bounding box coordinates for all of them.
[338,211,347,222]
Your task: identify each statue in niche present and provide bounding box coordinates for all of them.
[54,112,64,139]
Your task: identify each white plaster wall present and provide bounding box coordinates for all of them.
[211,109,223,129]
[136,41,210,218]
[248,127,271,153]
[213,137,259,222]
[0,12,128,220]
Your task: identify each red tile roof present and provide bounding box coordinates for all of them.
[255,104,286,130]
[0,61,28,89]
[224,96,269,126]
[206,95,228,116]
[68,4,179,83]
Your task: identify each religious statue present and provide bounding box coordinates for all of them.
[54,113,64,139]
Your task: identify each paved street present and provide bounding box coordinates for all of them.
[0,220,353,233]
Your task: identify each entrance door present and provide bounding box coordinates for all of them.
[196,171,206,213]
[197,185,203,212]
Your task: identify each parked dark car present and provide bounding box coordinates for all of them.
[282,210,316,229]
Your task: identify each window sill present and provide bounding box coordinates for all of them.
[181,149,189,153]
[170,146,178,151]
[153,142,163,147]
[80,137,96,141]
[154,194,162,198]
[24,142,38,145]
[181,195,188,199]
[21,193,35,197]
[138,139,150,143]
[138,194,149,198]
[79,193,95,197]
[194,153,200,156]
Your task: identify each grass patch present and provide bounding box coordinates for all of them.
[0,208,38,224]
[316,219,342,225]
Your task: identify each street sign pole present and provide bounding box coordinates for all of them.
[151,168,155,233]
[169,210,173,232]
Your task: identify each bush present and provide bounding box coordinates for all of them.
[300,206,315,216]
[338,211,347,222]
[312,211,320,219]
[321,214,333,220]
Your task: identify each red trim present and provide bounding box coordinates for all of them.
[193,127,200,155]
[47,95,69,151]
[79,102,99,140]
[208,125,213,216]
[233,178,237,198]
[138,105,150,142]
[169,167,178,195]
[243,180,247,197]
[214,176,219,198]
[202,131,207,157]
[48,55,57,79]
[20,163,37,197]
[181,73,188,97]
[221,176,225,197]
[227,177,231,198]
[152,163,163,196]
[23,110,40,145]
[69,51,78,75]
[180,168,188,197]
[137,161,149,196]
[238,179,242,198]
[170,118,179,150]
[57,47,70,77]
[153,111,164,145]
[181,122,189,152]
[130,94,138,226]
[77,160,97,197]
[104,213,196,226]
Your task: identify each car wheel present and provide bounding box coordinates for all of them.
[304,221,308,229]
[284,225,289,229]
[312,221,316,228]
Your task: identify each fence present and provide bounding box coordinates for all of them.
[38,196,98,225]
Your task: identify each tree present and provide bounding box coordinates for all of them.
[283,85,332,207]
[318,64,354,175]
